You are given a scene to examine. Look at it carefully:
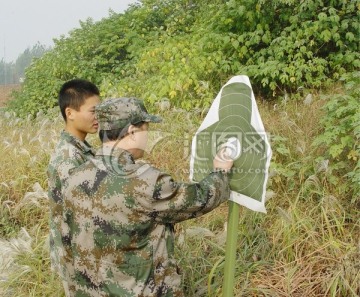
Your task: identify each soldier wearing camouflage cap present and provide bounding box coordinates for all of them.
[63,97,233,296]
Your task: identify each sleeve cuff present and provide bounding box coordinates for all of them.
[212,168,231,174]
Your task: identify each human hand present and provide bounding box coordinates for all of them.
[213,147,234,172]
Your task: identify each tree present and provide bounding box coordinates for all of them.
[0,43,48,85]
[0,59,14,84]
[14,42,49,80]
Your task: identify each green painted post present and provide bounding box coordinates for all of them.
[222,200,240,297]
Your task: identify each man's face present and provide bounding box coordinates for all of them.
[70,95,100,135]
[132,122,149,159]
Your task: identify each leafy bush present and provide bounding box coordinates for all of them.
[201,0,359,95]
[7,0,359,116]
[313,71,360,203]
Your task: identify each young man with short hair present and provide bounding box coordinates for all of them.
[63,97,233,296]
[47,79,100,296]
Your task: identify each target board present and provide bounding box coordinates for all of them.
[189,75,272,213]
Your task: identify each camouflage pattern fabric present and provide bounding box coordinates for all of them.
[47,131,95,295]
[95,97,161,131]
[63,145,230,297]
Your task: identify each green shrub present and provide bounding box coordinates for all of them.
[313,71,360,203]
[6,0,359,116]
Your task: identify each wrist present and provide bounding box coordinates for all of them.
[212,167,231,173]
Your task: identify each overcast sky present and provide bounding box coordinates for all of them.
[0,0,138,63]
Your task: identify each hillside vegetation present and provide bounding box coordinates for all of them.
[7,0,359,113]
[1,0,359,296]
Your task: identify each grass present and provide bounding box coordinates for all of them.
[0,92,359,296]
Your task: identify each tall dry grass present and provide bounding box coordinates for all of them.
[0,93,359,296]
[0,109,64,296]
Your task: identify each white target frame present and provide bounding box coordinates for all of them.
[189,75,272,213]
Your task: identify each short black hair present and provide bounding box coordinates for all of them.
[58,79,100,121]
[99,122,146,143]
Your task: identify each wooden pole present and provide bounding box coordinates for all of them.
[222,200,240,297]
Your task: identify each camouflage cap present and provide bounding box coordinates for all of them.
[96,97,162,131]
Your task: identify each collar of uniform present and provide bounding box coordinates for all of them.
[96,145,135,166]
[60,130,95,155]
[94,145,150,177]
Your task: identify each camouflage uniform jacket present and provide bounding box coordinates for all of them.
[47,130,95,283]
[63,145,230,297]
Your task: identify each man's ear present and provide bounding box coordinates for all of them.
[128,125,138,140]
[65,107,75,121]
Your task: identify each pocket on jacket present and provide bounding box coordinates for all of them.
[99,258,154,295]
